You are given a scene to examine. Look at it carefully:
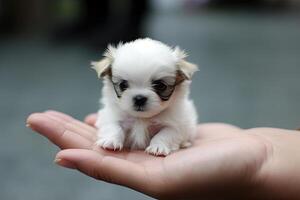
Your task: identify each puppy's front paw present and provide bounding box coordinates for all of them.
[96,136,123,151]
[95,125,124,151]
[145,142,172,156]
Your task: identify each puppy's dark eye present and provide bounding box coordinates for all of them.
[152,80,167,92]
[119,80,129,91]
[152,79,176,101]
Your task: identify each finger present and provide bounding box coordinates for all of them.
[196,123,242,141]
[55,149,149,193]
[27,113,92,149]
[45,110,97,133]
[45,110,73,121]
[45,113,95,142]
[84,113,97,127]
[45,110,97,141]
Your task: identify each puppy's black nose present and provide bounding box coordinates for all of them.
[133,95,147,107]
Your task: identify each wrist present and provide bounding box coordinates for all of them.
[248,128,300,200]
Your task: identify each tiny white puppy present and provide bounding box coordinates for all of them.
[92,38,198,156]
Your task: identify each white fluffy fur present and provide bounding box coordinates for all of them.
[92,38,198,156]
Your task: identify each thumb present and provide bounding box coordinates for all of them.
[55,149,148,192]
[84,113,97,127]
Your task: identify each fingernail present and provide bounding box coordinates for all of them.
[26,123,31,128]
[54,158,76,169]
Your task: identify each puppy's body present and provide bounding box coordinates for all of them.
[93,38,198,156]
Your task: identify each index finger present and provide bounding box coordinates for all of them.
[27,113,93,149]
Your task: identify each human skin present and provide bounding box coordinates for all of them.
[26,110,300,200]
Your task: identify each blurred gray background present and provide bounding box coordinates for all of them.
[1,0,300,199]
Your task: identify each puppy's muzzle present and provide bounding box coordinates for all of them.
[133,95,148,111]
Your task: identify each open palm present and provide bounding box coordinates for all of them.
[27,111,271,199]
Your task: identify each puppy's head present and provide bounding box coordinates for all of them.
[92,38,198,118]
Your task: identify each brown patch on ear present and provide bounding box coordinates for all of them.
[173,46,198,79]
[175,70,188,85]
[101,67,112,78]
[177,60,198,80]
[91,58,111,78]
[91,44,118,78]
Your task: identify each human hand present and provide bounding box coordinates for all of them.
[26,111,300,200]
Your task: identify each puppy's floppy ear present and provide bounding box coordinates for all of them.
[91,58,111,78]
[91,44,117,78]
[173,46,198,80]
